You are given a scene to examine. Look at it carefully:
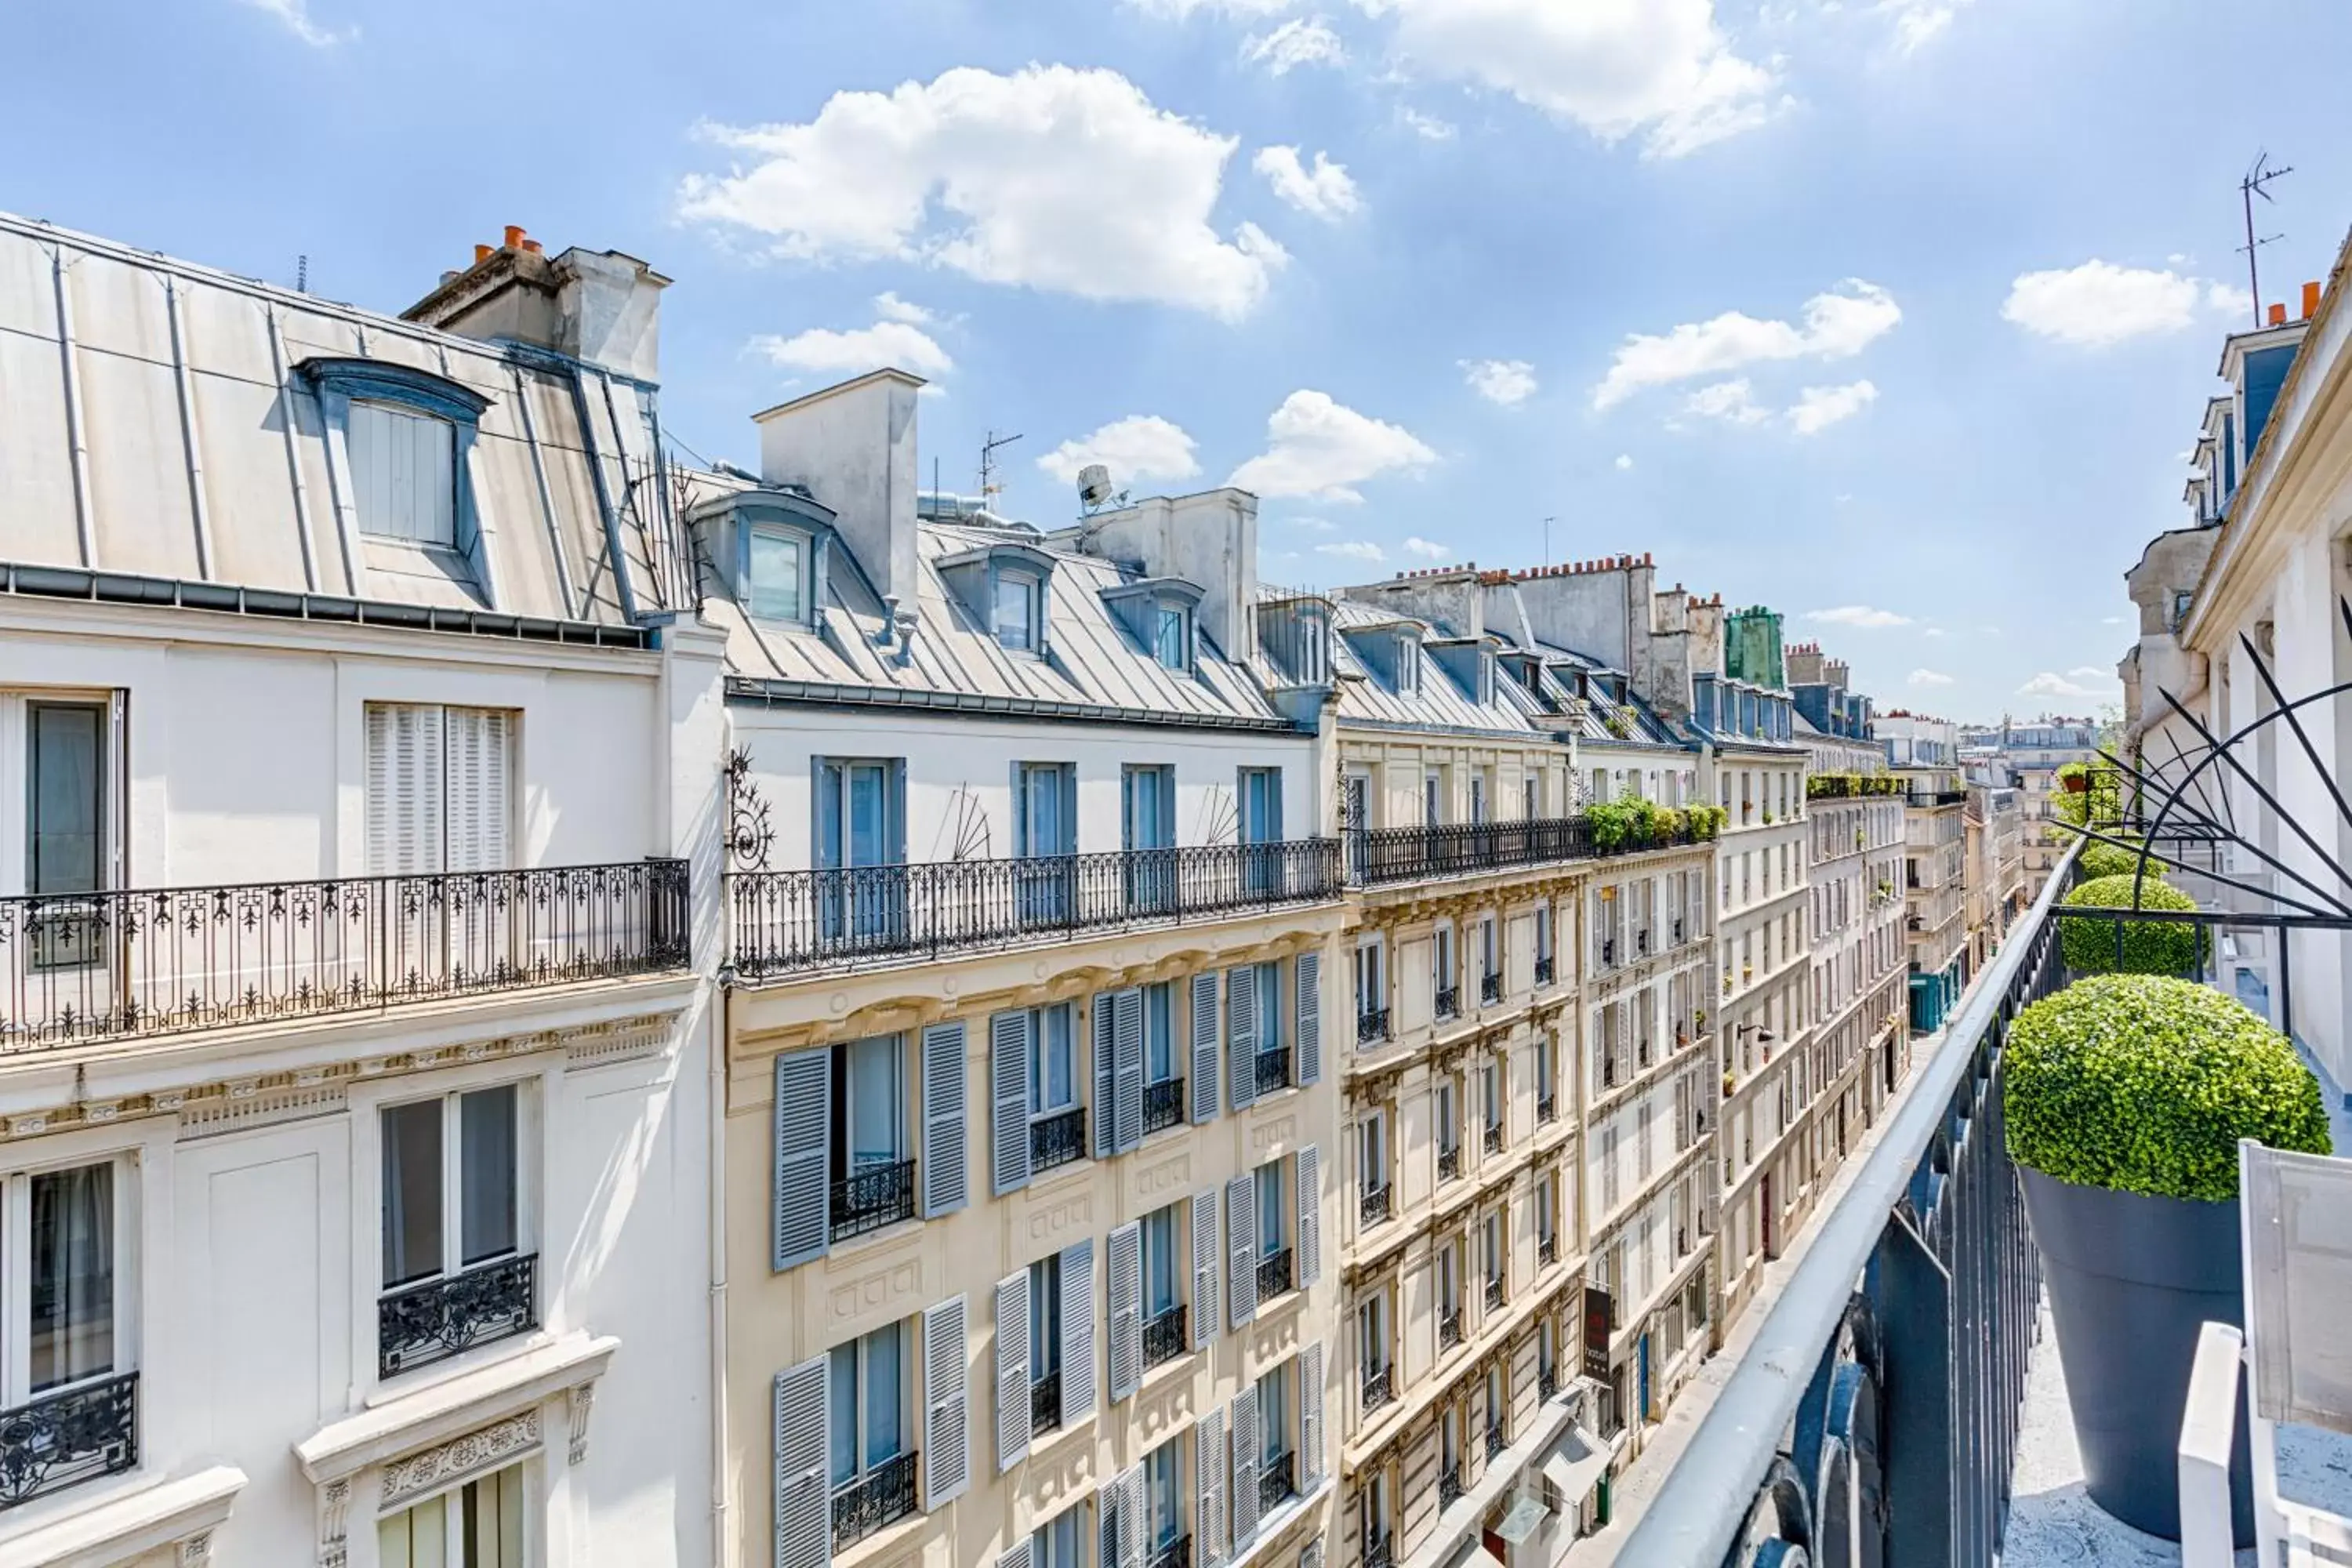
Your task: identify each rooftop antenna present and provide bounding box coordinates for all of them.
[2239,151,2293,326]
[978,430,1023,511]
[296,254,308,294]
[1542,515,1556,564]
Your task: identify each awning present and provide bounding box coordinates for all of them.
[1541,1425,1612,1504]
[1494,1496,1550,1545]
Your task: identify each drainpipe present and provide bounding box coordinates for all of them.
[710,975,734,1568]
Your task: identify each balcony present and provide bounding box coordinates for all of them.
[1485,1425,1507,1460]
[830,1159,916,1241]
[1537,1092,1557,1124]
[1142,1304,1188,1370]
[0,1371,137,1511]
[1257,1450,1296,1516]
[1435,984,1461,1020]
[2,860,689,1050]
[1365,1534,1396,1568]
[1362,1364,1394,1415]
[1142,1077,1185,1135]
[1439,1465,1463,1510]
[1360,1185,1392,1228]
[1539,1366,1559,1403]
[1031,1107,1086,1172]
[729,840,1343,978]
[1255,1247,1294,1301]
[1483,1121,1503,1154]
[1357,1006,1392,1044]
[1601,938,1618,969]
[1539,1234,1558,1267]
[1254,1047,1293,1098]
[1438,1145,1461,1182]
[1481,972,1502,1005]
[832,1450,918,1550]
[1439,1308,1464,1348]
[1350,814,1705,887]
[379,1253,537,1378]
[1483,1276,1505,1312]
[1147,1537,1192,1568]
[1534,955,1555,987]
[1031,1370,1062,1436]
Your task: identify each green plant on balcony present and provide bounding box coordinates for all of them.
[1688,804,1727,841]
[2058,874,2205,975]
[2050,761,2122,832]
[2076,840,2158,882]
[1603,710,1634,739]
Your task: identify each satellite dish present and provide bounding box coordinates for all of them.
[1076,464,1115,510]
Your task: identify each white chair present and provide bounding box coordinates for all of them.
[2179,1141,2352,1567]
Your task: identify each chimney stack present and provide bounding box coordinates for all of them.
[404,227,671,380]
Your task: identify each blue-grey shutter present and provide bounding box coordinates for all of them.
[999,1540,1034,1568]
[1099,1480,1121,1568]
[773,1051,831,1271]
[922,1296,971,1509]
[1295,952,1322,1086]
[1113,989,1145,1152]
[1196,1407,1227,1568]
[1061,1237,1097,1428]
[1228,967,1258,1112]
[1229,1388,1262,1550]
[1295,1145,1321,1290]
[1192,1189,1220,1350]
[1227,1172,1258,1329]
[1299,1340,1325,1491]
[773,1356,829,1568]
[1116,1463,1147,1568]
[1108,1221,1142,1403]
[1190,973,1221,1126]
[991,1011,1033,1196]
[921,1022,969,1218]
[1094,996,1119,1159]
[995,1270,1031,1472]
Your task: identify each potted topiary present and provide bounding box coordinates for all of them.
[2006,975,2332,1544]
[2075,840,2156,882]
[2059,873,2205,975]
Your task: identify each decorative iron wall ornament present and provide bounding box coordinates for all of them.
[1197,785,1239,848]
[944,784,992,862]
[724,747,775,871]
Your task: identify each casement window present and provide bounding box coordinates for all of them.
[1238,768,1283,846]
[1522,774,1540,820]
[995,572,1044,652]
[364,703,514,876]
[1254,1160,1289,1300]
[1537,1174,1558,1258]
[3,1160,122,1412]
[1356,1113,1388,1203]
[1481,1059,1501,1145]
[1535,1036,1556,1118]
[1029,1254,1065,1431]
[1033,1503,1086,1568]
[775,1299,967,1552]
[1435,1080,1458,1160]
[1534,906,1553,977]
[349,400,457,546]
[1353,941,1386,1034]
[1228,956,1312,1112]
[1152,605,1192,670]
[1229,1342,1321,1552]
[1433,924,1457,1012]
[1029,1004,1079,1117]
[1122,767,1175,853]
[24,701,111,897]
[1468,772,1488,825]
[775,1020,968,1269]
[1141,1205,1182,1323]
[829,1035,913,1239]
[1479,916,1499,992]
[377,1461,524,1567]
[1356,1291,1391,1388]
[997,1241,1094,1467]
[1143,984,1177,1086]
[1422,769,1443,826]
[1483,1213,1505,1298]
[380,1084,525,1352]
[1145,1439,1185,1552]
[1484,1363,1507,1449]
[815,759,904,876]
[1359,1472,1392,1552]
[830,1320,909,1489]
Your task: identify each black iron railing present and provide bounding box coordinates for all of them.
[1362,1365,1394,1415]
[1539,1234,1558,1267]
[1143,1305,1188,1369]
[2,860,688,1050]
[1601,938,1618,969]
[1439,1308,1463,1348]
[1483,1121,1503,1154]
[379,1253,537,1378]
[1032,1108,1086,1172]
[1537,1092,1557,1123]
[1032,1371,1062,1436]
[1365,1534,1396,1568]
[831,1450,917,1549]
[731,840,1344,978]
[1351,815,1706,886]
[0,1371,136,1510]
[1254,1048,1292,1097]
[1143,1078,1185,1134]
[830,1159,916,1240]
[1483,1276,1504,1312]
[1435,984,1461,1020]
[1255,1247,1294,1301]
[1534,956,1555,986]
[1360,1185,1392,1227]
[1438,1145,1460,1181]
[1540,1367,1559,1403]
[1439,1466,1463,1510]
[1486,1425,1507,1460]
[1148,1537,1192,1568]
[1481,972,1502,1004]
[1258,1450,1296,1515]
[1907,789,1968,808]
[1357,1007,1391,1044]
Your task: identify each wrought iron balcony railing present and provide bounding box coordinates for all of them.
[1031,1108,1086,1173]
[1142,1078,1185,1135]
[1350,814,1705,887]
[1482,1121,1503,1154]
[1360,1185,1392,1227]
[831,1450,917,1550]
[1361,1364,1394,1415]
[379,1253,538,1378]
[1365,1534,1396,1568]
[1534,955,1555,986]
[1539,1366,1559,1403]
[1142,1305,1188,1370]
[2,860,689,1051]
[1257,1450,1296,1516]
[1435,984,1461,1020]
[1539,1234,1558,1267]
[1439,1465,1463,1511]
[0,1371,137,1511]
[1537,1092,1557,1124]
[1486,1425,1507,1460]
[1483,1276,1505,1312]
[730,840,1343,978]
[1437,1145,1461,1182]
[1255,1247,1294,1301]
[1439,1308,1463,1348]
[1481,972,1502,1005]
[1147,1536,1192,1568]
[1601,938,1618,969]
[830,1159,916,1241]
[1356,1006,1391,1044]
[1254,1048,1293,1098]
[1031,1370,1062,1436]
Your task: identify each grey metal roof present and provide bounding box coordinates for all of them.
[1323,594,1541,738]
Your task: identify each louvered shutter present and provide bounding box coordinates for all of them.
[1190,973,1221,1126]
[1099,1481,1121,1568]
[1116,1464,1146,1568]
[1196,1408,1227,1568]
[1108,1221,1142,1403]
[995,1271,1031,1472]
[365,702,444,875]
[1112,989,1145,1152]
[921,1022,969,1218]
[1192,1190,1220,1350]
[1227,1172,1258,1330]
[1228,967,1258,1112]
[1295,952,1322,1086]
[1094,997,1119,1160]
[1300,1537,1324,1568]
[773,1051,831,1270]
[1229,1388,1262,1550]
[991,1011,1033,1196]
[1298,1341,1325,1491]
[999,1540,1034,1568]
[1294,1145,1321,1290]
[1061,1238,1097,1428]
[773,1356,829,1568]
[445,706,513,873]
[923,1296,971,1509]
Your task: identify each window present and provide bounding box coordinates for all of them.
[1435,1080,1457,1157]
[1358,1293,1389,1377]
[1481,1059,1501,1140]
[349,400,456,546]
[1485,1363,1506,1447]
[1535,1036,1555,1115]
[1035,1502,1085,1568]
[1153,606,1190,670]
[1029,1004,1078,1116]
[1534,906,1553,973]
[1357,1112,1388,1197]
[1017,764,1074,857]
[1257,1360,1294,1490]
[383,1084,521,1290]
[1479,916,1499,990]
[1239,768,1283,847]
[26,702,106,895]
[996,572,1043,652]
[1434,924,1457,1011]
[1257,1160,1287,1258]
[829,1036,911,1236]
[2172,590,2194,629]
[1145,1440,1185,1550]
[365,703,514,876]
[746,528,808,622]
[1030,1254,1065,1395]
[1252,963,1283,1057]
[1361,1472,1392,1549]
[1424,769,1444,826]
[1354,940,1387,1033]
[1523,772,1543,820]
[1142,1204,1181,1318]
[817,759,905,942]
[1468,772,1489,824]
[1143,983,1177,1084]
[378,1462,525,1568]
[1483,1212,1504,1291]
[11,1160,118,1401]
[1123,766,1175,852]
[1537,1175,1557,1256]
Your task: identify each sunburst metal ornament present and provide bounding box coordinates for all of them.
[724,748,774,871]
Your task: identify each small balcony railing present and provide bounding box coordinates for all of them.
[1537,1092,1557,1124]
[379,1253,537,1378]
[1480,972,1502,1005]
[1435,984,1461,1020]
[1365,1534,1396,1568]
[1148,1537,1192,1568]
[730,840,1344,978]
[1483,1276,1505,1312]
[1031,1108,1086,1172]
[1255,1247,1294,1301]
[1437,1145,1461,1182]
[1482,1121,1503,1154]
[0,1371,137,1511]
[1360,1185,1392,1227]
[1356,1006,1391,1044]
[1142,1078,1185,1135]
[1539,1234,1559,1267]
[1031,1371,1062,1436]
[1254,1048,1293,1098]
[1601,938,1618,969]
[1439,1308,1463,1348]
[831,1450,917,1550]
[829,1159,916,1241]
[1534,955,1555,986]
[2,860,690,1051]
[1350,814,1705,886]
[1486,1425,1507,1460]
[1143,1305,1188,1370]
[1362,1365,1394,1415]
[1257,1450,1296,1516]
[1439,1465,1463,1511]
[1540,1367,1559,1403]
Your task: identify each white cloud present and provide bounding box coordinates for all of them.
[1254,146,1362,220]
[1403,536,1450,559]
[1788,379,1878,435]
[2019,671,2117,699]
[1363,0,1786,158]
[2206,281,2256,321]
[1318,539,1388,564]
[1126,0,1291,14]
[2100,615,2126,625]
[1461,358,1539,406]
[2067,665,2114,681]
[1230,390,1438,502]
[1399,107,1459,140]
[1806,604,1911,629]
[239,0,354,45]
[2002,261,2203,347]
[1288,516,1339,532]
[1922,626,1946,637]
[1244,17,1347,74]
[1682,379,1769,425]
[680,66,1287,322]
[1036,416,1203,489]
[1614,453,1635,470]
[871,291,936,325]
[1908,668,1955,688]
[750,319,955,378]
[1877,0,1967,54]
[1594,280,1900,408]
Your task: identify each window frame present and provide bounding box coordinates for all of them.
[996,571,1044,653]
[346,397,460,549]
[746,524,815,626]
[1141,1203,1182,1318]
[829,1318,911,1489]
[379,1078,532,1297]
[1027,1002,1080,1118]
[833,1033,909,1180]
[376,1458,530,1568]
[299,357,493,589]
[2,1150,132,1406]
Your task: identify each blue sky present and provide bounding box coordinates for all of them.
[14,0,2352,723]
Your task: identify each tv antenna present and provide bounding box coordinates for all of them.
[296,254,308,294]
[2239,151,2293,326]
[1542,515,1556,564]
[978,430,1023,509]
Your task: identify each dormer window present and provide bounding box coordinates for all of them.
[1396,647,1418,697]
[996,572,1043,652]
[350,401,456,546]
[747,528,808,622]
[1152,606,1189,669]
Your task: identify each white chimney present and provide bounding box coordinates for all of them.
[753,368,925,604]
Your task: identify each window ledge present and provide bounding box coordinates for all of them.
[299,1329,617,1487]
[1225,1474,1334,1568]
[0,1464,244,1568]
[831,1494,937,1568]
[829,1214,925,1262]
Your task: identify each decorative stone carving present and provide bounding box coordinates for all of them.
[568,1379,597,1465]
[318,1477,351,1568]
[380,1409,543,1507]
[178,1530,215,1565]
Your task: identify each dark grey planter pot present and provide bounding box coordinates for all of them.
[2019,1166,2253,1545]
